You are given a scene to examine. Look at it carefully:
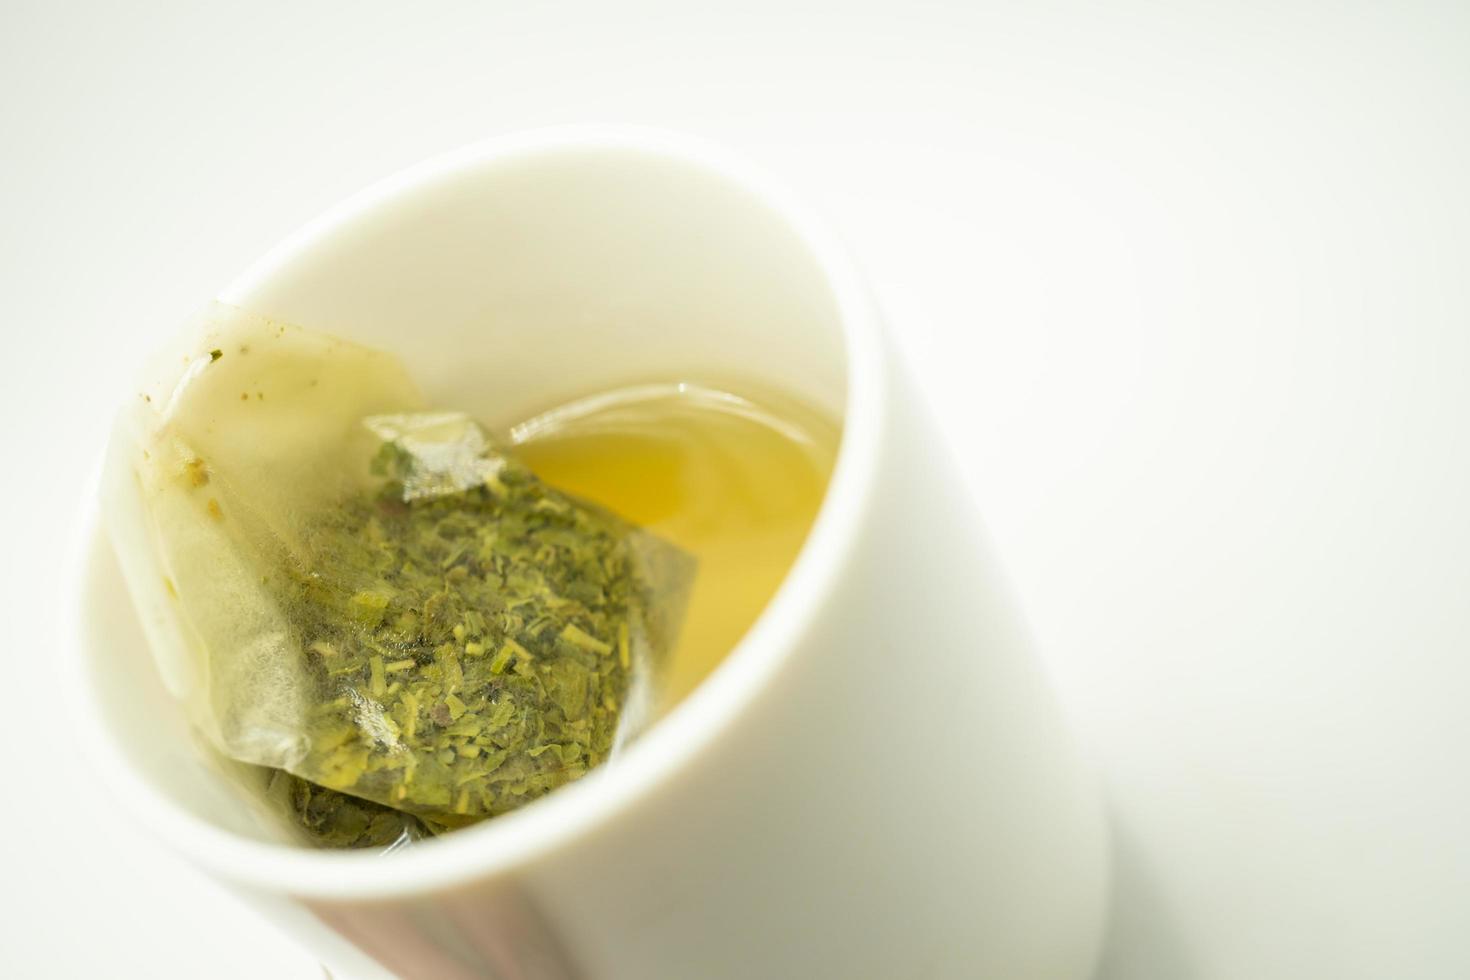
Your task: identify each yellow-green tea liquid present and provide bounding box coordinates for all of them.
[513,383,839,709]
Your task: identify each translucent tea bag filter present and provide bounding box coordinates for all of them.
[105,305,693,832]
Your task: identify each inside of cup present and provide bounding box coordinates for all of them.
[227,146,848,426]
[80,139,850,845]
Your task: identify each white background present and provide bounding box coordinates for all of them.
[4,1,1468,977]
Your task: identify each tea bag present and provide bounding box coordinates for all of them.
[105,305,693,840]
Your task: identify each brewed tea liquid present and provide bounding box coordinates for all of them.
[512,383,838,709]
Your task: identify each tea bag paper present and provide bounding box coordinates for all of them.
[105,305,692,831]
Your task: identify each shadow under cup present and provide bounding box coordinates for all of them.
[72,132,1108,980]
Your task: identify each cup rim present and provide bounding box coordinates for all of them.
[64,124,887,900]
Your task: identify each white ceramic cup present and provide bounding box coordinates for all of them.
[68,127,1108,979]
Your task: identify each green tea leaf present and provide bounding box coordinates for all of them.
[270,769,424,849]
[271,416,690,835]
